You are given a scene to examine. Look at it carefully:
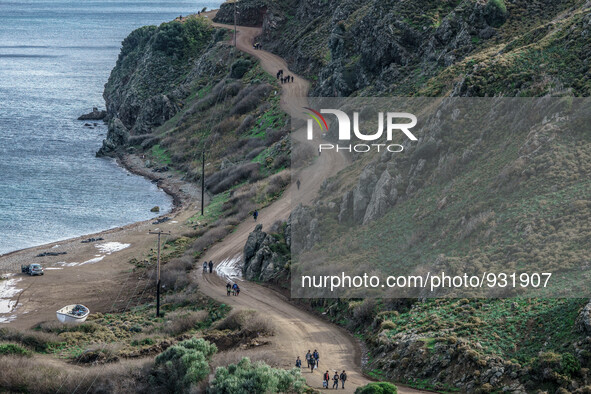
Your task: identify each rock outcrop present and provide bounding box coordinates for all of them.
[242,223,289,282]
[213,0,267,27]
[78,107,107,121]
[576,299,591,334]
[96,118,129,157]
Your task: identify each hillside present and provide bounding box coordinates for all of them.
[223,0,591,392]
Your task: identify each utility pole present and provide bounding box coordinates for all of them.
[233,0,237,47]
[149,230,170,317]
[201,151,205,216]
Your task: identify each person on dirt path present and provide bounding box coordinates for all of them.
[232,283,238,295]
[296,179,301,190]
[305,350,312,368]
[339,370,347,389]
[208,261,213,273]
[202,261,208,273]
[313,349,319,367]
[291,75,294,83]
[332,372,340,389]
[323,371,330,387]
[309,356,316,372]
[235,284,240,296]
[253,209,259,221]
[295,356,302,368]
[226,282,232,296]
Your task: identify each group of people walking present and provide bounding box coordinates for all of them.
[323,370,347,389]
[253,42,262,50]
[295,350,347,389]
[202,260,213,273]
[226,282,240,296]
[276,69,294,84]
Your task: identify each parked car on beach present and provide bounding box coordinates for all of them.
[21,264,44,276]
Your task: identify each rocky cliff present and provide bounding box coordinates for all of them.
[98,17,227,156]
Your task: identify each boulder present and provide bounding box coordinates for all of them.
[78,107,107,121]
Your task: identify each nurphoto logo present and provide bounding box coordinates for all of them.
[304,107,418,153]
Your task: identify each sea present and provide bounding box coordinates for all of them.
[0,0,222,255]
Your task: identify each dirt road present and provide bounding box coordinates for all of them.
[199,14,427,394]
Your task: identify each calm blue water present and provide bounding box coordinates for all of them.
[0,0,222,255]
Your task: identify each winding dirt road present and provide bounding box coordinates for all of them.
[200,13,427,394]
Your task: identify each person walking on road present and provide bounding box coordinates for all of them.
[253,209,258,221]
[339,370,347,389]
[305,350,312,368]
[208,261,213,273]
[323,370,330,388]
[332,371,339,389]
[313,349,319,367]
[291,75,294,83]
[232,283,238,295]
[295,356,302,368]
[202,261,207,273]
[226,282,232,296]
[296,179,301,190]
[235,284,240,296]
[309,356,316,373]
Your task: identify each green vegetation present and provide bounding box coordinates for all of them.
[382,298,585,364]
[208,357,306,393]
[152,338,217,393]
[355,382,398,394]
[0,343,31,357]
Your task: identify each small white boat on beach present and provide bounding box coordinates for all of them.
[56,304,89,324]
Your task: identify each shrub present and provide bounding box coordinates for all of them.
[208,358,305,394]
[350,299,377,327]
[230,59,252,79]
[355,382,398,394]
[484,0,508,28]
[153,338,217,393]
[0,343,30,356]
[380,320,396,331]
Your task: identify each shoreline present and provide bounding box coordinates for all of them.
[0,151,203,327]
[0,152,194,263]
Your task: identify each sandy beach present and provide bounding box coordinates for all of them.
[0,153,204,329]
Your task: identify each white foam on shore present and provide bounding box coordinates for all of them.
[0,275,22,323]
[96,242,130,254]
[56,261,79,267]
[80,256,105,265]
[53,242,129,268]
[215,254,243,281]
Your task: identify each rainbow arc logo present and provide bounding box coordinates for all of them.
[303,107,328,132]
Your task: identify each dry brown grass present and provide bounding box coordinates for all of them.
[162,310,209,336]
[211,349,281,369]
[0,356,152,393]
[214,310,275,337]
[0,328,62,352]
